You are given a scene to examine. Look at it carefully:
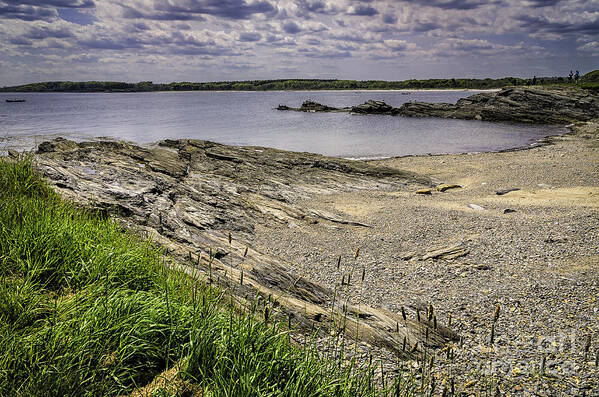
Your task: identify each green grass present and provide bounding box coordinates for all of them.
[0,158,415,396]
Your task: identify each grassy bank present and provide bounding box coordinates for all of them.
[0,158,413,396]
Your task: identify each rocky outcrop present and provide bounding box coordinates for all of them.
[278,87,599,124]
[33,138,458,356]
[351,100,397,115]
[402,86,599,123]
[278,100,345,112]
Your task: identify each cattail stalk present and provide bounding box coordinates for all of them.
[541,356,546,373]
[493,303,501,322]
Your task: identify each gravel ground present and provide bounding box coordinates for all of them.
[253,121,599,395]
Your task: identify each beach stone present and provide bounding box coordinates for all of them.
[503,208,517,214]
[415,188,432,195]
[436,184,462,192]
[496,188,521,195]
[421,244,470,260]
[468,203,486,210]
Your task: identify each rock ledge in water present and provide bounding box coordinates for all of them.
[277,87,599,124]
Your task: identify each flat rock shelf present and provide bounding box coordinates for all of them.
[33,137,458,358]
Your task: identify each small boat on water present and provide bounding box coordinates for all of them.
[6,99,26,103]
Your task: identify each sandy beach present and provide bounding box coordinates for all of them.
[251,121,599,395]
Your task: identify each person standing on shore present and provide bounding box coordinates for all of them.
[575,70,580,83]
[569,70,573,83]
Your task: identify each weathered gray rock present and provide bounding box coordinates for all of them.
[351,100,397,115]
[33,138,458,355]
[421,244,470,261]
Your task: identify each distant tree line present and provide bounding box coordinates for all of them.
[1,74,597,93]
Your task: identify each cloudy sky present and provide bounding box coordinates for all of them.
[1,0,598,86]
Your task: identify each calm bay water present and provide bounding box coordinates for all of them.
[1,90,566,158]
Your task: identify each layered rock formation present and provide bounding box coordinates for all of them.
[278,86,599,124]
[34,138,458,356]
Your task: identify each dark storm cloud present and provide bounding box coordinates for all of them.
[263,34,296,46]
[0,0,92,22]
[524,0,563,6]
[403,0,494,10]
[132,22,151,31]
[239,31,261,42]
[122,0,277,21]
[283,20,302,34]
[3,0,93,8]
[412,21,443,32]
[169,46,240,56]
[24,24,74,39]
[79,37,143,50]
[296,0,339,15]
[120,5,203,21]
[0,3,57,21]
[335,43,358,51]
[382,13,397,24]
[329,32,371,43]
[9,37,34,45]
[516,14,599,36]
[348,4,378,16]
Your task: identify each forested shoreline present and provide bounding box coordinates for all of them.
[0,76,578,92]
